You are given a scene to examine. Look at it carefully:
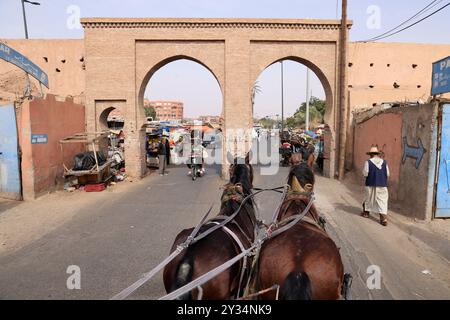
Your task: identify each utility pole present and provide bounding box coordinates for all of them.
[280,61,284,133]
[20,0,40,98]
[338,0,348,180]
[305,68,310,131]
[21,0,29,39]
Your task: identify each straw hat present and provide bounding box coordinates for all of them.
[366,146,381,155]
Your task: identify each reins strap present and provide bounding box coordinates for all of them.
[208,221,248,299]
[110,204,214,300]
[269,195,315,239]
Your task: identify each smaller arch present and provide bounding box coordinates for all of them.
[99,107,124,130]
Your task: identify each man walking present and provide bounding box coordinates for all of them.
[158,137,168,176]
[361,146,389,226]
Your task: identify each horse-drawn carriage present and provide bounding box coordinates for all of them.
[111,158,352,300]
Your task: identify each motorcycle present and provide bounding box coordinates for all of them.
[189,152,203,181]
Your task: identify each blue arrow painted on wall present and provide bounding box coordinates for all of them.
[402,137,426,169]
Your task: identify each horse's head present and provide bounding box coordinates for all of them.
[288,162,314,194]
[227,152,253,195]
[277,163,316,221]
[219,153,256,236]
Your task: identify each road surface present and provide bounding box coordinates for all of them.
[0,164,449,299]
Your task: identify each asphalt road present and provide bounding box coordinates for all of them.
[0,164,449,299]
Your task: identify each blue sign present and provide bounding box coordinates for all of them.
[0,42,49,88]
[432,56,450,95]
[31,134,48,144]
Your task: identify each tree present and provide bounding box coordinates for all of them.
[144,106,157,120]
[285,96,326,129]
[258,117,275,129]
[251,81,262,115]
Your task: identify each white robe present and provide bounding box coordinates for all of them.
[363,157,389,215]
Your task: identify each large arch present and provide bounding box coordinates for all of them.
[137,54,224,127]
[251,53,336,176]
[81,18,350,179]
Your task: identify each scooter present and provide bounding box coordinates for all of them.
[190,152,203,181]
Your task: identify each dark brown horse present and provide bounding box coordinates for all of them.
[163,158,256,300]
[256,163,345,300]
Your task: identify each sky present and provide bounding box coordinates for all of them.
[1,0,449,117]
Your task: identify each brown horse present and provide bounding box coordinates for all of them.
[256,163,345,300]
[163,158,256,299]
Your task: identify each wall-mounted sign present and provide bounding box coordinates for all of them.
[432,56,450,95]
[31,134,48,144]
[0,42,49,88]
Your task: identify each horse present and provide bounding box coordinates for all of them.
[255,163,345,300]
[163,156,257,300]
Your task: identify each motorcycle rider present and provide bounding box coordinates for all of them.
[187,129,207,177]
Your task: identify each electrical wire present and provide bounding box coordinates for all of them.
[365,0,442,42]
[359,1,450,42]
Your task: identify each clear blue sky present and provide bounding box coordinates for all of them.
[1,0,449,117]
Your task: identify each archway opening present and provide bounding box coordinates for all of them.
[140,58,223,174]
[99,107,124,130]
[253,58,329,173]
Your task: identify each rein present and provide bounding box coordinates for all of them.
[110,184,292,300]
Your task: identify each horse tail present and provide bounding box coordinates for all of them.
[281,271,312,300]
[172,254,194,300]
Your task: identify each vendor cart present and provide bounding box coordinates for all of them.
[59,132,113,184]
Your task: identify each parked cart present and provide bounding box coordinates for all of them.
[59,132,113,185]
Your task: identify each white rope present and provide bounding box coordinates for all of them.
[159,244,256,300]
[110,245,184,300]
[158,196,315,300]
[109,185,299,301]
[110,204,214,300]
[208,221,248,299]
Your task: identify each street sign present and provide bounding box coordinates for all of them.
[432,56,450,95]
[31,134,48,144]
[0,42,49,88]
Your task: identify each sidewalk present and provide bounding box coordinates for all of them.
[314,174,450,300]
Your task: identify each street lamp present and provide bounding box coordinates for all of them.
[20,0,40,98]
[21,0,40,39]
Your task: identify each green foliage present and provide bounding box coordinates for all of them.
[285,96,326,129]
[144,106,157,120]
[258,117,276,129]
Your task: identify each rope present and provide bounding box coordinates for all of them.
[159,247,253,300]
[271,184,290,224]
[268,195,315,239]
[237,285,280,300]
[110,204,214,300]
[110,185,285,300]
[159,195,315,300]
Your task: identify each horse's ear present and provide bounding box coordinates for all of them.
[226,151,235,165]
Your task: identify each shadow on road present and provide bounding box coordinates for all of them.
[0,199,20,215]
[332,203,381,225]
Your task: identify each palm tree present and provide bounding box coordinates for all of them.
[251,81,262,115]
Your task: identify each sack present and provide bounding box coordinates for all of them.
[73,151,107,171]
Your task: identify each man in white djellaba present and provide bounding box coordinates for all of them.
[361,146,390,226]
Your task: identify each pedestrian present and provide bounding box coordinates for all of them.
[361,146,389,226]
[158,137,168,176]
[165,135,171,165]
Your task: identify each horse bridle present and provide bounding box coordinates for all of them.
[278,191,326,232]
